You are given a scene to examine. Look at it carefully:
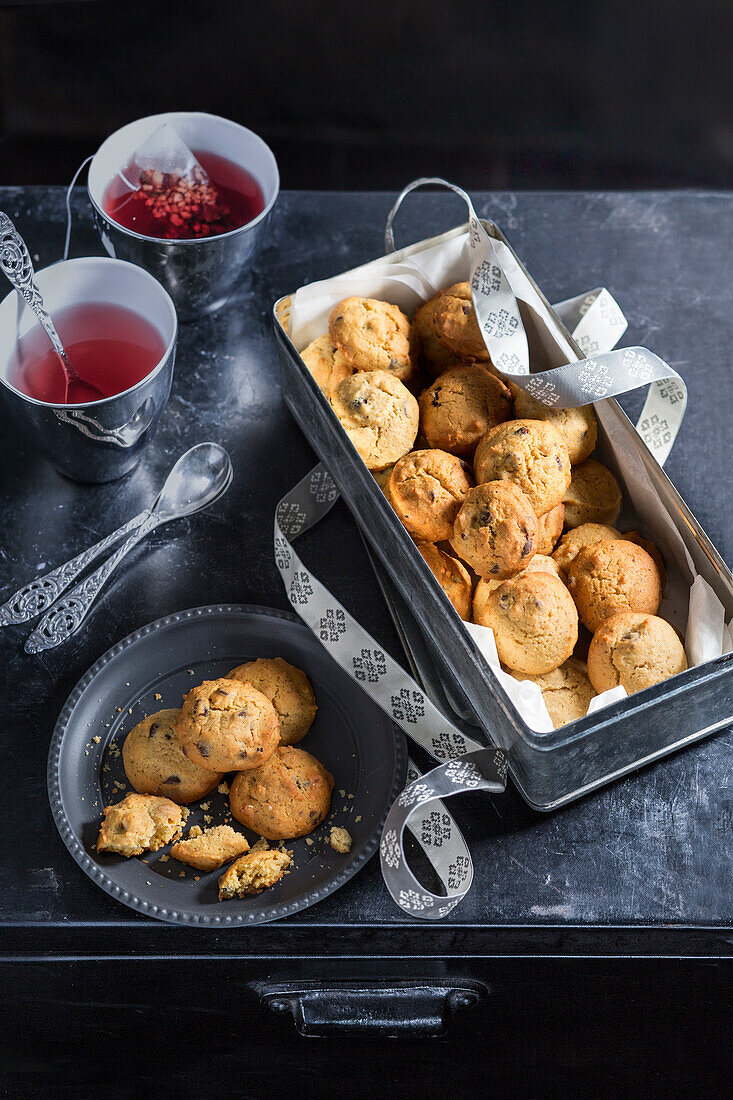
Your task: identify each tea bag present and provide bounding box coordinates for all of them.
[114,123,233,238]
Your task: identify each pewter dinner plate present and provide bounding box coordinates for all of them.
[47,604,407,926]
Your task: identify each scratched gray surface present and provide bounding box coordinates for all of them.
[0,188,731,932]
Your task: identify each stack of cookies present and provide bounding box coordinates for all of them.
[300,284,687,729]
[96,657,339,900]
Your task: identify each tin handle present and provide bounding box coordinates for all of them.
[384,176,472,254]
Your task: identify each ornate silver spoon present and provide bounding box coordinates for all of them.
[0,211,105,403]
[19,442,232,653]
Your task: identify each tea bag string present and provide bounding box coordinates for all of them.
[385,177,687,467]
[63,155,94,263]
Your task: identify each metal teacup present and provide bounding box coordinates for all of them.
[87,112,280,322]
[0,257,177,483]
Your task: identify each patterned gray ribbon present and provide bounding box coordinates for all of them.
[386,178,687,466]
[274,468,494,917]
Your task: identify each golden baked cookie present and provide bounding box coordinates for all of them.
[452,480,538,579]
[568,539,662,632]
[536,502,565,555]
[96,793,187,858]
[229,745,334,840]
[176,678,280,773]
[329,296,414,381]
[473,419,571,516]
[419,363,513,459]
[385,449,473,542]
[478,571,578,674]
[372,465,394,493]
[512,389,598,465]
[511,658,596,728]
[170,824,250,872]
[563,459,622,528]
[412,294,458,377]
[588,612,687,695]
[300,334,354,401]
[622,530,666,589]
[472,555,562,623]
[418,543,474,620]
[432,282,490,360]
[552,523,622,576]
[218,848,292,899]
[122,708,224,805]
[226,657,317,746]
[331,370,419,471]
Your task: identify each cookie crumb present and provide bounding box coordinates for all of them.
[355,815,362,823]
[329,826,352,854]
[250,837,269,853]
[188,825,203,838]
[200,802,210,811]
[203,814,213,825]
[160,855,169,863]
[338,789,346,798]
[187,669,195,676]
[154,693,162,701]
[217,782,230,795]
[305,837,314,846]
[92,736,101,744]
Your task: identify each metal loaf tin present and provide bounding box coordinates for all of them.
[274,221,733,810]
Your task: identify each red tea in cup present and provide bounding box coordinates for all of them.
[102,151,265,240]
[7,302,165,404]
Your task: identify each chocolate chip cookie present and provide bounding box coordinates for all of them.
[331,369,419,470]
[176,678,280,773]
[122,708,224,804]
[96,793,187,858]
[300,334,354,401]
[451,480,538,579]
[385,449,474,541]
[432,282,490,360]
[329,296,414,381]
[478,571,579,674]
[229,745,334,840]
[227,657,317,746]
[473,419,571,516]
[419,363,513,458]
[568,539,662,632]
[587,611,687,695]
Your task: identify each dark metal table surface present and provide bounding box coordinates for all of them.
[0,189,731,1093]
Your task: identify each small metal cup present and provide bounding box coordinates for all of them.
[0,257,177,483]
[87,112,279,322]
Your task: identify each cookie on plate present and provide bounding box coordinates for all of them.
[512,389,598,465]
[473,419,571,516]
[472,554,562,622]
[552,523,622,576]
[417,543,474,620]
[568,539,662,632]
[96,793,187,858]
[452,480,538,580]
[478,571,578,674]
[432,282,490,360]
[329,297,414,382]
[122,708,224,804]
[176,678,281,773]
[170,824,251,872]
[419,363,513,459]
[412,294,459,377]
[511,658,596,728]
[229,745,335,840]
[385,449,473,542]
[588,612,687,695]
[536,502,565,555]
[331,370,419,470]
[563,459,622,528]
[300,334,354,401]
[218,848,292,899]
[227,657,317,746]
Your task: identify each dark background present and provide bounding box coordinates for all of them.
[1,0,732,190]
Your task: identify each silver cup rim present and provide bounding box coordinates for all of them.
[0,255,178,410]
[87,111,280,247]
